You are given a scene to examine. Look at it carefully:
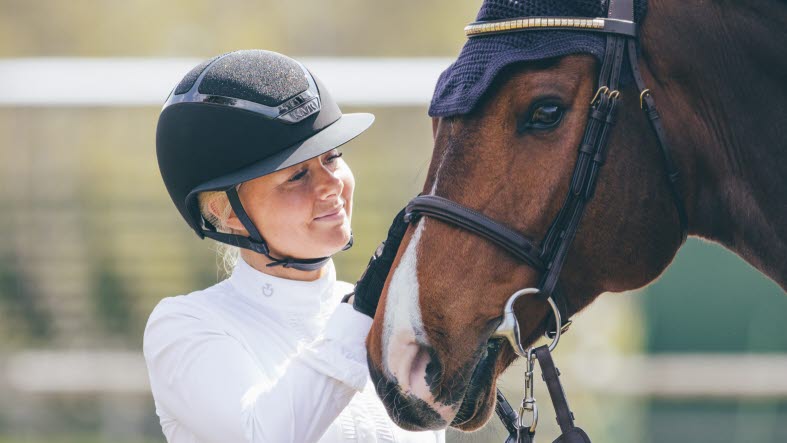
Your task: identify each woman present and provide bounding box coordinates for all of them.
[145,50,444,443]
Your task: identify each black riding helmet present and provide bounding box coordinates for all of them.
[156,50,374,271]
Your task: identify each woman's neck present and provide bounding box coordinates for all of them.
[240,249,327,282]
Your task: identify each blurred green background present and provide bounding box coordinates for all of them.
[1,1,785,442]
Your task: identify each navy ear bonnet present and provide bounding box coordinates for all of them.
[429,0,647,117]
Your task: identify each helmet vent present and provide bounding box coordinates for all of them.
[173,54,223,95]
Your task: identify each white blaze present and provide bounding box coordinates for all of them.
[382,218,426,383]
[379,173,461,422]
[382,173,440,380]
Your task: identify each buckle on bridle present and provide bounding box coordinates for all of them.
[545,319,573,339]
[591,86,621,106]
[590,86,609,105]
[640,88,651,109]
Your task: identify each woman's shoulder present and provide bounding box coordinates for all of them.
[148,280,231,322]
[143,280,240,348]
[142,280,245,363]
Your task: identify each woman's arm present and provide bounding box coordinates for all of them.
[143,298,372,443]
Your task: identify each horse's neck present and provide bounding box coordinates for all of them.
[644,0,787,288]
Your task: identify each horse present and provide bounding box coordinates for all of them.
[366,0,787,434]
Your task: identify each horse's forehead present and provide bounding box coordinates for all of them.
[429,37,605,118]
[428,0,648,118]
[435,57,596,136]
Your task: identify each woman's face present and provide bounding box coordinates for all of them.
[230,149,354,260]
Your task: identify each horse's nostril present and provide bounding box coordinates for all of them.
[424,346,443,389]
[411,345,432,390]
[388,340,442,400]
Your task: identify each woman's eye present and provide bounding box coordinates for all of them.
[288,169,307,182]
[325,151,343,163]
[520,104,564,131]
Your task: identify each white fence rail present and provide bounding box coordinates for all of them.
[7,350,787,398]
[0,57,453,107]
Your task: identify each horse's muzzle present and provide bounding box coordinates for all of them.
[367,354,449,431]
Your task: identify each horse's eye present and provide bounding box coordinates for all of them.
[521,104,564,131]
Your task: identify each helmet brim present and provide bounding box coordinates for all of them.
[187,112,374,199]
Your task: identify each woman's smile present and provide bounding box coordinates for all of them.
[314,203,346,222]
[314,202,347,222]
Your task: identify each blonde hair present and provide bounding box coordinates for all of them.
[198,190,241,277]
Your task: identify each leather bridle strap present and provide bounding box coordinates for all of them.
[538,34,626,299]
[534,345,591,443]
[495,388,525,443]
[405,195,545,270]
[626,38,689,243]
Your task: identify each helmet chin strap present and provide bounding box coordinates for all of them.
[199,187,351,272]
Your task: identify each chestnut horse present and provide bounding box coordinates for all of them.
[367,0,787,433]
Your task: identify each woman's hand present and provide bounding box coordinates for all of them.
[348,207,409,318]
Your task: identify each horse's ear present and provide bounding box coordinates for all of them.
[432,117,439,140]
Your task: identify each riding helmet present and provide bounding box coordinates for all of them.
[156,49,374,270]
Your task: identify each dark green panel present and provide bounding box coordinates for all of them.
[643,240,787,442]
[643,239,787,353]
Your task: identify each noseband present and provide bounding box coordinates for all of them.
[403,1,688,441]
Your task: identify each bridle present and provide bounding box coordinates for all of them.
[403,1,688,441]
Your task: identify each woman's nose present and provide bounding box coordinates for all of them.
[314,164,343,199]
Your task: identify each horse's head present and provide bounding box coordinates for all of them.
[367,39,688,432]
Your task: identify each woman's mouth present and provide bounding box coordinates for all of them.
[314,205,346,222]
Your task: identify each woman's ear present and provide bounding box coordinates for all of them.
[223,205,245,233]
[206,197,245,233]
[431,117,439,140]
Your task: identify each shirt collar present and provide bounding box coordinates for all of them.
[228,255,337,312]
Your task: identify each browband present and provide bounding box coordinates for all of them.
[465,17,637,38]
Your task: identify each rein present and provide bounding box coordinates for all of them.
[404,0,688,441]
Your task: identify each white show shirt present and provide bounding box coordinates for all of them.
[143,257,444,443]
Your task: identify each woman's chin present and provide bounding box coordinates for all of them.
[313,228,353,257]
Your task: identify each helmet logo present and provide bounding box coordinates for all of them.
[277,93,321,124]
